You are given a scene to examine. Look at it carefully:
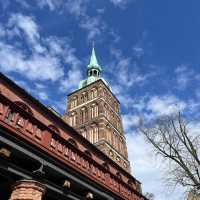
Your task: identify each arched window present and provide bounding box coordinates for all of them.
[103,89,107,97]
[93,124,99,143]
[115,136,119,151]
[81,92,88,103]
[14,101,33,115]
[94,70,97,76]
[70,96,78,109]
[106,125,112,144]
[88,127,94,143]
[93,88,98,98]
[119,137,123,153]
[113,132,117,148]
[104,104,108,118]
[89,71,92,76]
[80,107,88,123]
[90,88,98,99]
[69,112,77,126]
[87,124,98,144]
[91,103,98,119]
[48,125,60,135]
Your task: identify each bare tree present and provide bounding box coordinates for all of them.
[140,112,200,195]
[144,192,155,200]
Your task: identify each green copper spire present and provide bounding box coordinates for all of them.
[78,46,109,89]
[87,46,102,71]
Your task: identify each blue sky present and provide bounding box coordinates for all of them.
[0,0,200,199]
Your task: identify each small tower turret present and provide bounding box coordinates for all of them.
[87,47,102,78]
[79,47,104,89]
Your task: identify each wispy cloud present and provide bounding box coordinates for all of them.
[109,0,132,8]
[175,64,200,90]
[0,42,64,81]
[146,95,186,116]
[0,13,81,83]
[109,47,154,91]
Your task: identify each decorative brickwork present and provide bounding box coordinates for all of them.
[64,48,131,172]
[0,72,147,200]
[9,180,46,200]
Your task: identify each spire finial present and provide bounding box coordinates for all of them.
[89,44,99,67]
[87,44,102,74]
[92,41,95,49]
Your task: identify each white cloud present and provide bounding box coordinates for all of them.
[59,68,82,92]
[37,91,49,100]
[126,132,186,200]
[175,65,193,89]
[188,121,200,138]
[8,13,39,42]
[80,16,103,40]
[109,0,131,8]
[35,0,63,11]
[175,64,200,90]
[122,114,140,131]
[0,13,82,84]
[146,95,186,116]
[109,47,150,88]
[30,0,121,41]
[7,13,45,53]
[0,42,64,81]
[65,0,88,17]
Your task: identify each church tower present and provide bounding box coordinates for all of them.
[64,47,131,172]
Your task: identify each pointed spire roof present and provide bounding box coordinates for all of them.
[87,46,102,71]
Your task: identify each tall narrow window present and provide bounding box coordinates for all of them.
[69,112,77,126]
[113,132,116,148]
[88,125,98,144]
[93,88,98,98]
[116,136,119,151]
[119,138,123,153]
[91,103,98,119]
[88,127,94,143]
[93,125,99,143]
[106,125,112,144]
[71,96,78,109]
[80,107,88,123]
[90,88,98,99]
[104,104,108,118]
[94,104,98,117]
[81,92,88,103]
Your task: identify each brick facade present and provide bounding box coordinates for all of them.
[9,180,46,200]
[0,72,148,200]
[64,79,131,172]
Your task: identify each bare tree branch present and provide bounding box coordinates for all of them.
[140,112,200,196]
